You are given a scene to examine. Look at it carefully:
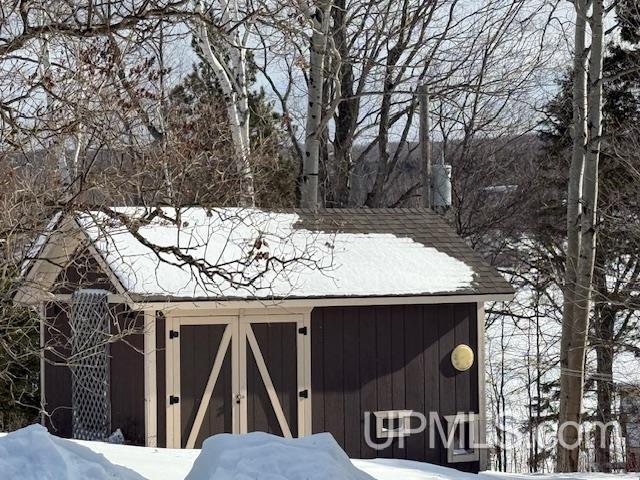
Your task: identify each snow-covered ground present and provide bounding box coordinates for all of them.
[1,426,638,480]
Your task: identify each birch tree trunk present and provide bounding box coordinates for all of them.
[40,34,73,191]
[195,0,255,206]
[556,0,605,471]
[301,2,332,209]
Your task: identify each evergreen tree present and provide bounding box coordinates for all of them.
[166,42,297,208]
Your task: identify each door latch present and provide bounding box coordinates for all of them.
[235,393,245,404]
[169,395,180,405]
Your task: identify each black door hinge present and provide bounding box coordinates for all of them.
[298,326,308,335]
[169,330,179,339]
[299,389,309,399]
[169,395,180,405]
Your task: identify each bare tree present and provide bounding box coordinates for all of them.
[257,0,564,208]
[557,0,606,471]
[194,0,257,206]
[300,0,336,209]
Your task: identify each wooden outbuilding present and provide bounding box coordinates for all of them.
[15,207,512,472]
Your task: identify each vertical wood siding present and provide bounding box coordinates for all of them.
[110,309,145,445]
[43,302,146,444]
[311,303,479,471]
[43,302,72,438]
[51,251,115,294]
[156,312,166,448]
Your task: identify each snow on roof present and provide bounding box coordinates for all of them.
[77,207,477,300]
[20,211,63,276]
[482,185,518,193]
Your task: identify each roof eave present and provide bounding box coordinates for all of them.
[128,291,515,311]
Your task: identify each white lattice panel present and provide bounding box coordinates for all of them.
[70,289,111,441]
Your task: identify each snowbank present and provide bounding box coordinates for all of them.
[185,432,375,480]
[2,426,638,480]
[0,425,145,480]
[354,458,476,480]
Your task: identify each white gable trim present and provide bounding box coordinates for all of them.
[14,216,83,305]
[78,217,132,304]
[13,216,133,308]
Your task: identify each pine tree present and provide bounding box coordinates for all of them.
[166,42,297,208]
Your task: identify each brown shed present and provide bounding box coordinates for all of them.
[15,207,512,473]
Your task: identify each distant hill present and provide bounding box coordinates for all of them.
[347,134,544,208]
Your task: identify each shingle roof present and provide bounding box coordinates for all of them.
[72,207,512,300]
[291,208,513,297]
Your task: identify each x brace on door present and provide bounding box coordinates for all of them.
[164,312,311,449]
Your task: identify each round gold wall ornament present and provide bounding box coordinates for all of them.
[451,344,474,371]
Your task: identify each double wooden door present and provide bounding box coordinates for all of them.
[165,313,311,448]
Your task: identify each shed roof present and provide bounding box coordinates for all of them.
[18,207,513,304]
[293,208,512,297]
[63,207,512,301]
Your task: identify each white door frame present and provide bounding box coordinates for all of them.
[239,313,311,438]
[165,310,311,448]
[165,314,238,448]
